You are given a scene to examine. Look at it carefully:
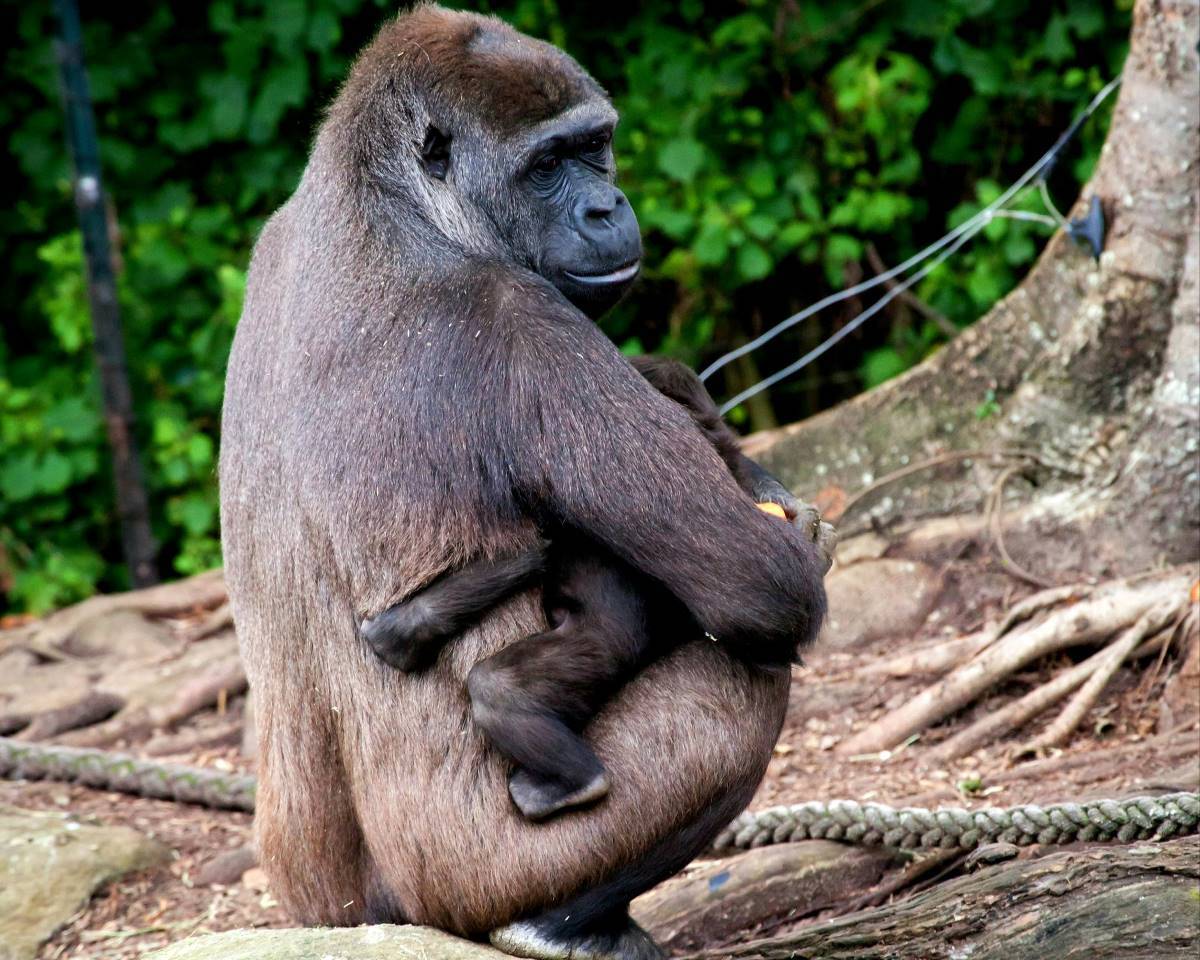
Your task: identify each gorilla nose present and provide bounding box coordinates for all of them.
[579,187,623,225]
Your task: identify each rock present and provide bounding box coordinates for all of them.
[630,840,903,952]
[144,925,507,960]
[193,845,257,886]
[823,558,941,649]
[0,805,168,960]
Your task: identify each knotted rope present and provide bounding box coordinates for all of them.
[713,793,1200,851]
[0,736,256,812]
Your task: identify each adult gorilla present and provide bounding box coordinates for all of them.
[219,6,828,959]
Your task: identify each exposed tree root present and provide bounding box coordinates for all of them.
[0,569,226,656]
[838,567,1196,757]
[862,630,992,678]
[13,691,125,742]
[933,623,1179,761]
[1019,603,1189,754]
[151,655,247,729]
[144,719,244,757]
[178,601,233,645]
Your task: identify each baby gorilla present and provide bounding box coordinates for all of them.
[362,357,832,821]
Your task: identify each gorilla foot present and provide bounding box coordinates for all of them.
[490,915,664,960]
[509,767,610,822]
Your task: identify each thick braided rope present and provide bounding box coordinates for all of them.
[0,736,255,812]
[713,792,1200,851]
[3,735,1196,850]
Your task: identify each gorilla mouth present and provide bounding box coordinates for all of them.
[564,260,641,285]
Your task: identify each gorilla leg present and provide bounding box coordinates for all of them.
[489,755,759,960]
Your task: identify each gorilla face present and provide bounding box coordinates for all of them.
[519,119,643,319]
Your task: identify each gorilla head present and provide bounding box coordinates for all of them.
[334,8,642,318]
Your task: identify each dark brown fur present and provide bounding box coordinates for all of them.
[219,3,822,940]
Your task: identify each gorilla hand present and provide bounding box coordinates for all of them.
[750,473,838,575]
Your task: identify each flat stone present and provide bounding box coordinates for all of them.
[0,804,168,960]
[823,558,941,649]
[144,925,507,960]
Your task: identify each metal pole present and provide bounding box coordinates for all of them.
[53,0,158,587]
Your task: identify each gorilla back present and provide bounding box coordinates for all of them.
[219,5,824,952]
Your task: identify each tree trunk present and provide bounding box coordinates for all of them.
[749,0,1199,583]
[687,836,1199,960]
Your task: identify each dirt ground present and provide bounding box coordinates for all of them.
[3,617,1198,959]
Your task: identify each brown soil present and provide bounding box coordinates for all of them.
[3,617,1197,960]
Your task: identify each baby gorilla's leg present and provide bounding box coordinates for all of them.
[361,546,546,672]
[466,561,652,821]
[467,629,617,821]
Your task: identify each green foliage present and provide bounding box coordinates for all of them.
[0,0,1129,611]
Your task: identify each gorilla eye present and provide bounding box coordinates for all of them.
[532,154,561,175]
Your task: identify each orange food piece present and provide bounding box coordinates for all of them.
[757,501,788,520]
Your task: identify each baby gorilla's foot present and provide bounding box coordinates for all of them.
[360,597,439,672]
[509,767,611,821]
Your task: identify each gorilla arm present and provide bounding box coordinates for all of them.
[505,294,827,666]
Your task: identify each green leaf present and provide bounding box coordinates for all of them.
[36,451,72,495]
[202,73,248,140]
[187,433,215,469]
[173,493,216,535]
[693,223,730,266]
[862,347,909,388]
[657,138,705,182]
[736,243,772,282]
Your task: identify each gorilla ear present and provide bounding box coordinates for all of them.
[420,125,452,180]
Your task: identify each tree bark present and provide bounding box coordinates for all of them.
[748,0,1199,582]
[686,836,1199,960]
